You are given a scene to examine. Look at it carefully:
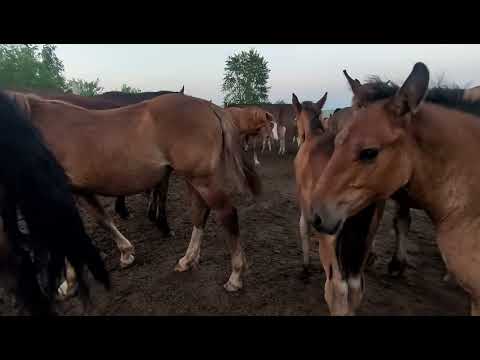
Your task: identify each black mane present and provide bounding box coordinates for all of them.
[361,76,480,116]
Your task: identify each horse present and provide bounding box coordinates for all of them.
[5,91,261,298]
[0,91,109,315]
[228,103,296,155]
[226,106,276,166]
[293,92,384,315]
[16,86,185,231]
[320,104,412,277]
[309,62,480,315]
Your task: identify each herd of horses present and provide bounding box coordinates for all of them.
[1,61,480,316]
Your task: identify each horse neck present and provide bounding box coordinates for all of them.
[406,103,480,225]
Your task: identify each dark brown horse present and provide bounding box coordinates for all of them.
[310,62,480,315]
[6,91,261,298]
[293,93,384,315]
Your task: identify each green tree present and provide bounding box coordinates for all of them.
[222,48,270,106]
[66,78,103,96]
[0,44,66,90]
[120,83,141,93]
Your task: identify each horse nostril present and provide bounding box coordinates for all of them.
[312,214,322,230]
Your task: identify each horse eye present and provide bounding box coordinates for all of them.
[358,148,379,162]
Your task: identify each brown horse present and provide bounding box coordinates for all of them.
[17,86,185,231]
[323,104,412,277]
[5,91,261,297]
[226,106,276,166]
[293,93,384,315]
[229,103,296,155]
[309,62,480,315]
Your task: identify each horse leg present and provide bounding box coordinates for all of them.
[318,233,350,315]
[152,168,173,237]
[279,126,286,155]
[299,211,310,276]
[174,182,210,272]
[80,194,135,268]
[147,189,158,222]
[268,138,272,152]
[114,196,129,219]
[388,201,411,277]
[253,139,260,166]
[189,179,246,292]
[57,259,78,300]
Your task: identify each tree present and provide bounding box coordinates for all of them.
[66,78,103,96]
[222,48,270,106]
[120,83,141,93]
[275,99,286,104]
[0,44,66,90]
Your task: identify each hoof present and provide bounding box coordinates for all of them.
[366,252,378,268]
[117,209,130,220]
[224,280,242,292]
[57,281,78,301]
[299,266,311,283]
[174,257,197,272]
[388,256,407,277]
[120,254,135,269]
[443,272,453,282]
[158,226,174,238]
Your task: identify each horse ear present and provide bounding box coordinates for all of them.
[265,112,274,122]
[390,62,429,117]
[343,70,361,94]
[292,93,302,114]
[179,86,184,94]
[316,91,328,109]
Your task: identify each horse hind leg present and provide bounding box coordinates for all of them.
[189,179,246,292]
[114,196,129,219]
[80,194,134,268]
[174,182,210,272]
[154,168,173,237]
[299,211,311,279]
[57,259,78,300]
[388,202,411,277]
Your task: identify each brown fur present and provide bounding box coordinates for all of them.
[293,94,383,315]
[9,92,261,293]
[313,62,480,315]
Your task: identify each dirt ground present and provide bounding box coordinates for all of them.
[0,149,470,316]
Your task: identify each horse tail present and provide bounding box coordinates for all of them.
[210,105,262,197]
[0,90,110,315]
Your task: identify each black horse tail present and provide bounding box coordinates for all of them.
[0,91,110,315]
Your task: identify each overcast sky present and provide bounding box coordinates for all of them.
[55,44,480,109]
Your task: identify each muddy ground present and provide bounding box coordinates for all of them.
[0,150,470,315]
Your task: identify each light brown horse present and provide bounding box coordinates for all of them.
[292,92,328,147]
[6,91,261,296]
[293,93,384,315]
[323,104,413,277]
[226,106,276,166]
[309,62,480,315]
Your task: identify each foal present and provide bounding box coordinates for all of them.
[293,93,384,315]
[311,62,480,315]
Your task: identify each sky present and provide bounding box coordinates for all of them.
[55,44,480,109]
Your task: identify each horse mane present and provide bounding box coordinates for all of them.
[0,90,109,315]
[359,76,480,117]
